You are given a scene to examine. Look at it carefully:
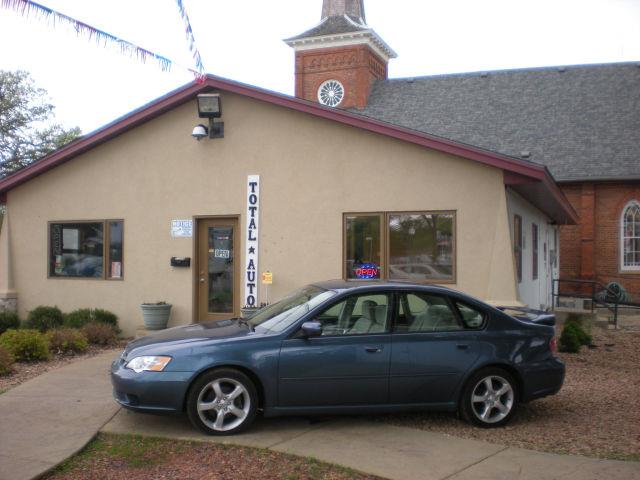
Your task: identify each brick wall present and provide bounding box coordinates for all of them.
[559,182,640,300]
[294,44,387,109]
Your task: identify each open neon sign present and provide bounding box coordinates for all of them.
[354,264,380,279]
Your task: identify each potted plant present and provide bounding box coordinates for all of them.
[140,301,172,330]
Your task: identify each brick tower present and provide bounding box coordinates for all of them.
[285,0,396,109]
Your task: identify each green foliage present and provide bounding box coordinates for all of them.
[47,328,88,354]
[564,317,592,346]
[0,329,50,361]
[93,309,118,327]
[0,344,14,375]
[0,70,81,177]
[559,323,582,353]
[63,309,92,328]
[0,310,20,335]
[82,322,118,346]
[26,305,64,332]
[64,308,118,329]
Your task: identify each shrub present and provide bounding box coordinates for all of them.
[47,328,88,354]
[82,322,118,346]
[559,323,582,353]
[0,345,14,375]
[93,309,118,327]
[564,317,592,346]
[0,310,20,335]
[26,306,64,332]
[0,329,50,361]
[64,308,118,329]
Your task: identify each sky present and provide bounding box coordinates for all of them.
[1,0,639,133]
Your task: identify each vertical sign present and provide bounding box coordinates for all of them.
[244,175,260,307]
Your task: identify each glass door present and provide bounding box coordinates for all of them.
[197,218,240,322]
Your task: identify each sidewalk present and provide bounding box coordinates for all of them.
[103,409,640,480]
[0,350,638,480]
[0,351,120,480]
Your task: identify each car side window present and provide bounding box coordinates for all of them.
[314,293,390,336]
[395,292,462,333]
[456,302,486,329]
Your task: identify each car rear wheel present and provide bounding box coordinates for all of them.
[186,368,258,435]
[460,367,517,428]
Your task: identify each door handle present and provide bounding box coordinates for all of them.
[365,346,383,353]
[199,278,205,283]
[456,344,470,350]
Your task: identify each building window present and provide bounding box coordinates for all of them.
[49,220,124,279]
[621,201,640,271]
[514,215,522,283]
[344,211,455,283]
[532,223,539,280]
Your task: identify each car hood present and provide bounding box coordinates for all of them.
[124,319,255,355]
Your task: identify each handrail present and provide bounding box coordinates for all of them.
[552,278,639,329]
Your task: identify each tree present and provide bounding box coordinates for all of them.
[0,70,81,178]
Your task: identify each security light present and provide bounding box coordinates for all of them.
[192,124,208,141]
[194,93,224,140]
[197,93,222,118]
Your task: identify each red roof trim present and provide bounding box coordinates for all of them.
[0,76,577,223]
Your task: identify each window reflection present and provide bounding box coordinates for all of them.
[388,214,454,282]
[50,223,104,278]
[346,215,381,280]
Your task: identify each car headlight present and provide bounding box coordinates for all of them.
[126,356,172,373]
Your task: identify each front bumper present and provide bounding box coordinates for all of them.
[521,357,565,402]
[111,357,193,413]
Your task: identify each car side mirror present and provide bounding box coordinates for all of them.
[300,321,322,338]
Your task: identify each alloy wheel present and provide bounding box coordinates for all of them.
[196,378,251,432]
[470,375,514,424]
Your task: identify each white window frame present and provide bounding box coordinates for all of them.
[620,200,640,272]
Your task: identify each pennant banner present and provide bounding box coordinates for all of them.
[174,0,205,78]
[1,0,205,81]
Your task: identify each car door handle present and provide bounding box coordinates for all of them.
[456,344,470,350]
[365,346,383,353]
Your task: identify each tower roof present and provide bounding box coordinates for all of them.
[322,0,366,24]
[284,0,396,60]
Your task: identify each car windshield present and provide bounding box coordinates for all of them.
[250,285,335,333]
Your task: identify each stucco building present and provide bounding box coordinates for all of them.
[1,0,606,334]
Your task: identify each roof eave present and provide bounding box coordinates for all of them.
[285,29,397,60]
[0,75,574,224]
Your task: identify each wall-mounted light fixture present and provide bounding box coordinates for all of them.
[192,93,224,140]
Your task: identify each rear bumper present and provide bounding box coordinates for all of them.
[110,358,193,413]
[521,357,565,402]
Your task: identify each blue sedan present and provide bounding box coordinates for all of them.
[111,281,564,435]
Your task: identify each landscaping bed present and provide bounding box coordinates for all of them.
[0,342,125,394]
[0,306,126,394]
[45,433,383,480]
[378,328,640,461]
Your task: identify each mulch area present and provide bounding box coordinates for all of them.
[46,433,383,480]
[0,341,126,393]
[377,328,640,460]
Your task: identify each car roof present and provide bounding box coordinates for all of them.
[311,279,456,295]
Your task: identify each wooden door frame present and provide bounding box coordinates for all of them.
[192,215,241,323]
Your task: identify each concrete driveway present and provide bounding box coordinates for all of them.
[103,409,640,480]
[0,348,638,480]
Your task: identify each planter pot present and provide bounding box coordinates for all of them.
[141,304,172,330]
[240,307,259,320]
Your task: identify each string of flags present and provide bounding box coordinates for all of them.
[0,0,207,82]
[174,0,205,79]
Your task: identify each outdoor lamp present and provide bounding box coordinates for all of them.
[191,124,208,140]
[194,93,224,139]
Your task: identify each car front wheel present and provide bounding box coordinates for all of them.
[186,368,258,435]
[460,367,518,428]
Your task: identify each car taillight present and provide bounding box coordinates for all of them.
[549,337,558,354]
